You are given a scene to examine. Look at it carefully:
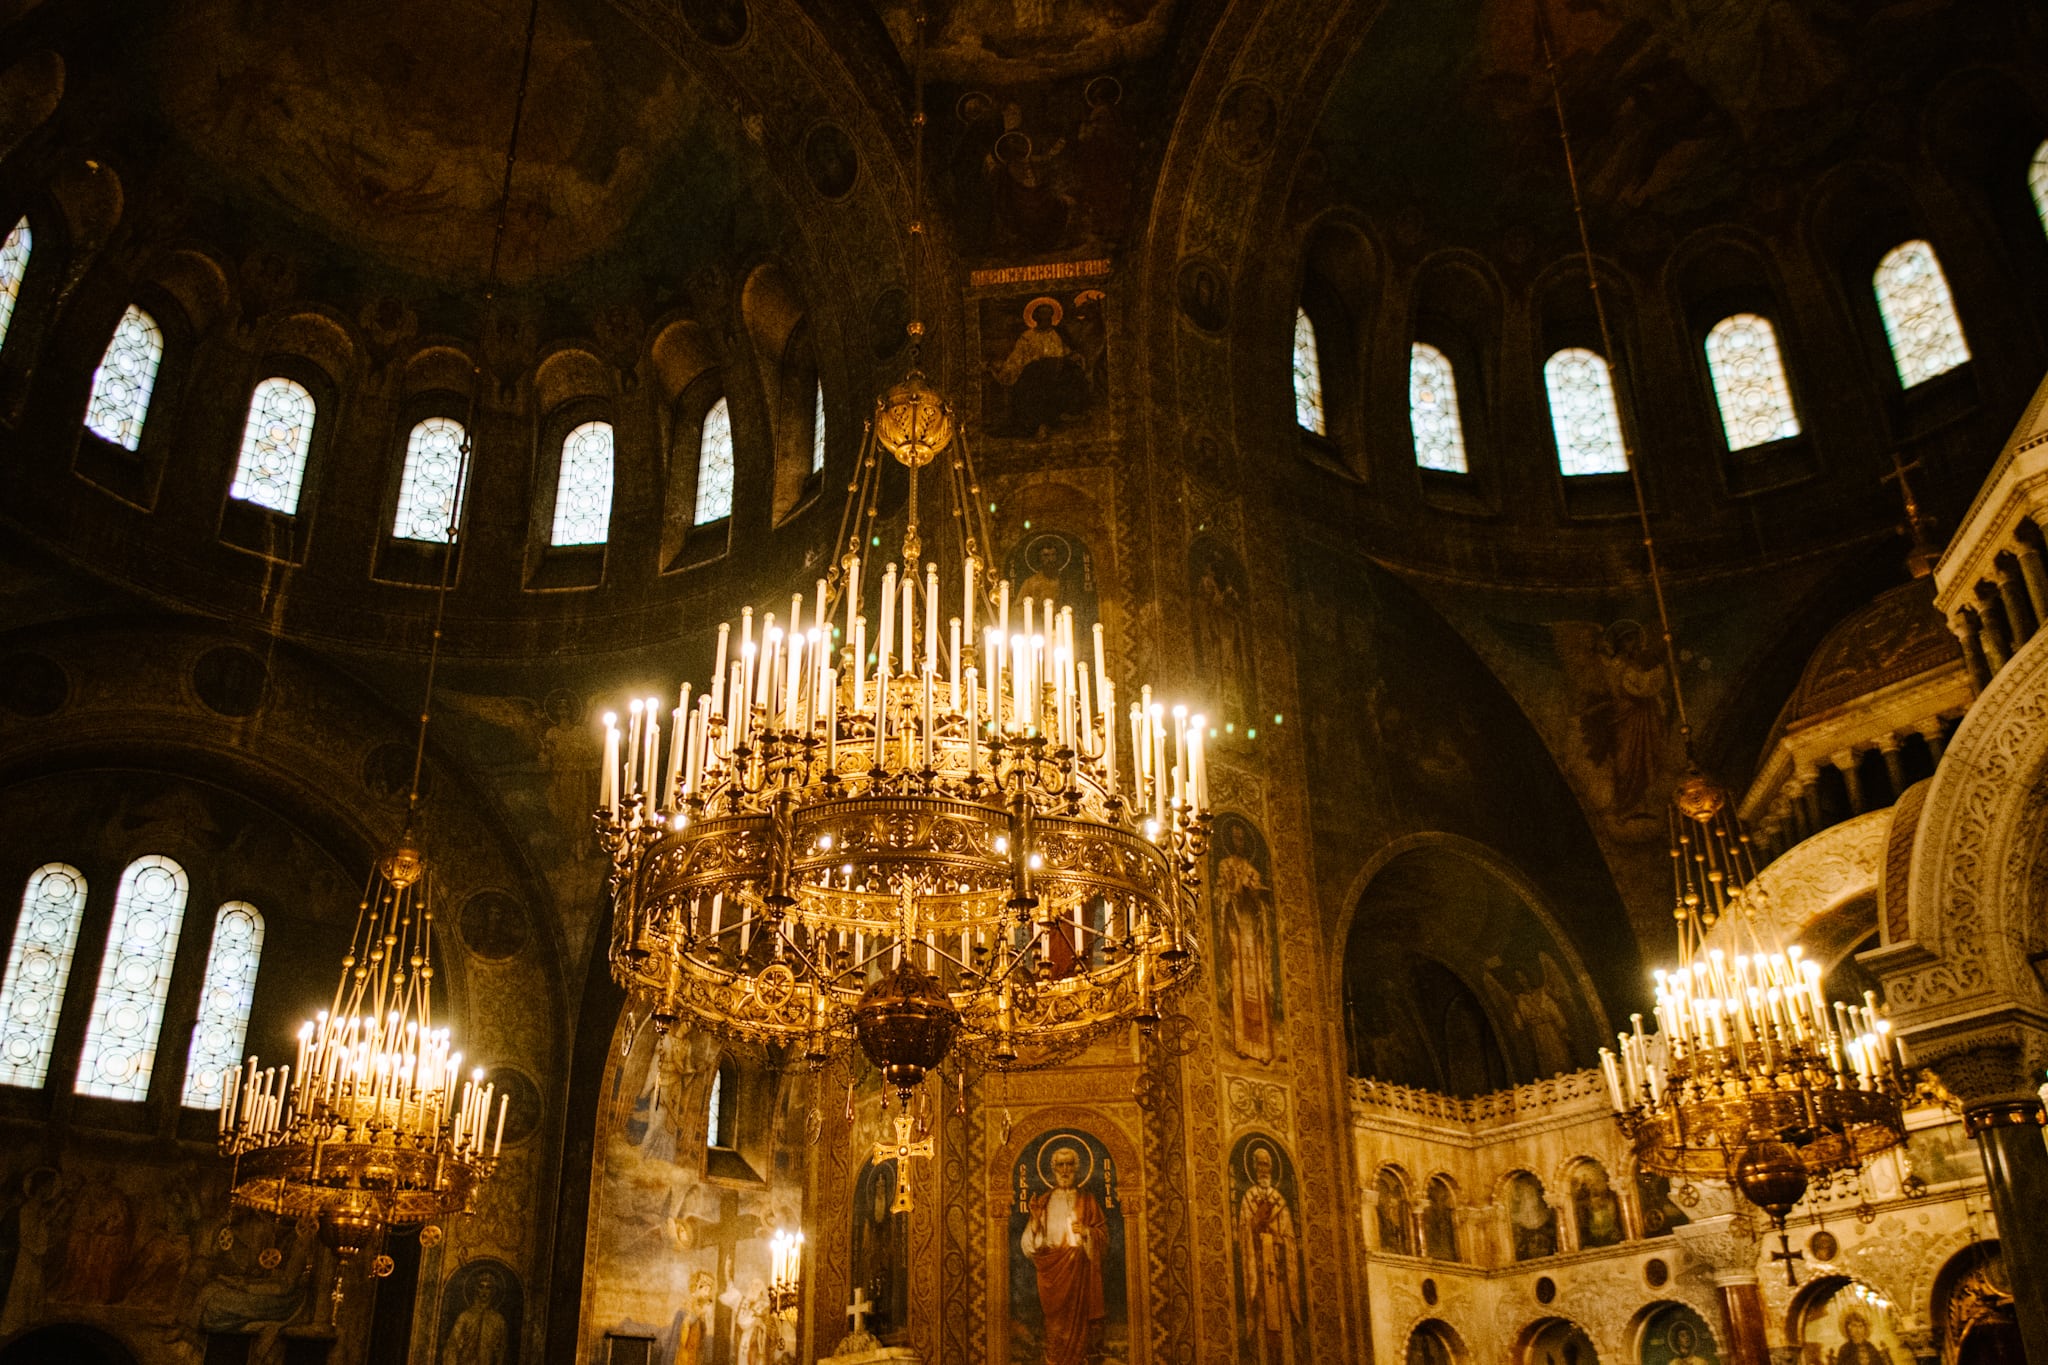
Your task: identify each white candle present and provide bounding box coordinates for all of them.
[601,714,620,814]
[966,668,980,777]
[879,564,897,680]
[925,563,939,675]
[949,617,962,713]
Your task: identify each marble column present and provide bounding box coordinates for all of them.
[1974,600,2011,673]
[1877,737,1907,801]
[1949,612,1991,691]
[2014,539,2048,623]
[1831,749,1866,816]
[1674,1214,1770,1365]
[1994,565,2034,644]
[1967,1103,2048,1363]
[1916,717,1948,767]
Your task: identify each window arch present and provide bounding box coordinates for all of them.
[0,863,88,1089]
[811,382,827,476]
[1408,342,1468,473]
[75,855,190,1101]
[84,305,165,451]
[1542,348,1628,475]
[694,396,735,525]
[550,420,615,546]
[1374,1165,1414,1255]
[392,416,470,542]
[1423,1175,1459,1261]
[0,216,31,357]
[229,377,317,515]
[181,902,264,1108]
[1873,240,1971,387]
[2030,141,2048,237]
[1291,308,1326,436]
[1704,314,1800,450]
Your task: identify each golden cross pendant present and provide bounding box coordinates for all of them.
[872,1112,935,1213]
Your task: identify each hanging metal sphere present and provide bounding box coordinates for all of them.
[319,1199,382,1260]
[379,840,425,889]
[1732,1139,1810,1225]
[1674,772,1730,824]
[853,959,960,1096]
[873,371,954,469]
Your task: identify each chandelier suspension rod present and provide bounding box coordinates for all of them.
[406,0,546,812]
[1535,2,1691,746]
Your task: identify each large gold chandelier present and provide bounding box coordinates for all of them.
[219,832,505,1263]
[597,373,1210,1087]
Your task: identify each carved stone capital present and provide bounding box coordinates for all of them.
[1673,1212,1765,1287]
[1908,1020,2048,1119]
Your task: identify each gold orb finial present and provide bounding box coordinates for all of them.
[873,371,954,469]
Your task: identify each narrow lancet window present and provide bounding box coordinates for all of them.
[85,305,164,451]
[2030,141,2048,238]
[1292,308,1326,436]
[229,378,317,514]
[1408,342,1469,473]
[1873,240,1970,387]
[551,420,616,546]
[0,217,32,356]
[1543,348,1629,475]
[0,864,88,1089]
[393,417,470,543]
[695,397,735,525]
[75,855,190,1101]
[181,902,264,1108]
[1704,315,1800,450]
[812,382,827,475]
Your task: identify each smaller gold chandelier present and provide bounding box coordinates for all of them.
[219,833,506,1259]
[1603,776,1906,1277]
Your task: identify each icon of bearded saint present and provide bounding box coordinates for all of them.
[1020,1145,1108,1365]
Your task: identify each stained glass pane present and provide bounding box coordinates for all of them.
[0,864,87,1089]
[84,305,163,451]
[75,855,189,1101]
[1874,240,1970,387]
[812,382,827,475]
[0,217,32,357]
[393,417,470,543]
[551,420,615,546]
[1543,348,1629,475]
[706,1066,723,1147]
[181,902,264,1108]
[229,378,316,514]
[1409,342,1469,473]
[695,397,734,525]
[1704,314,1800,451]
[1292,308,1326,436]
[2030,142,2048,238]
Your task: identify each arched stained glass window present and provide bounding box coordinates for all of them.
[0,864,88,1089]
[229,378,317,514]
[706,1063,726,1148]
[1408,342,1469,473]
[2030,141,2048,237]
[811,382,827,475]
[694,397,734,525]
[1873,240,1971,387]
[75,855,190,1101]
[181,902,264,1108]
[392,417,470,542]
[0,217,32,357]
[550,420,615,546]
[1704,314,1800,451]
[85,305,164,451]
[1543,348,1629,476]
[1292,308,1326,436]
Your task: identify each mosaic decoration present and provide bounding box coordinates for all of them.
[229,377,317,514]
[1409,342,1468,473]
[550,420,615,546]
[1543,348,1628,476]
[393,416,470,543]
[75,854,190,1102]
[1873,240,1971,388]
[1704,314,1800,451]
[1291,308,1324,436]
[0,217,31,356]
[181,901,265,1108]
[84,305,164,452]
[695,396,734,525]
[0,863,88,1089]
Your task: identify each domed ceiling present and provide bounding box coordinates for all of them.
[1314,0,2023,249]
[131,0,778,293]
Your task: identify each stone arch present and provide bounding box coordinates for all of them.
[1706,807,1888,956]
[1870,629,2048,1097]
